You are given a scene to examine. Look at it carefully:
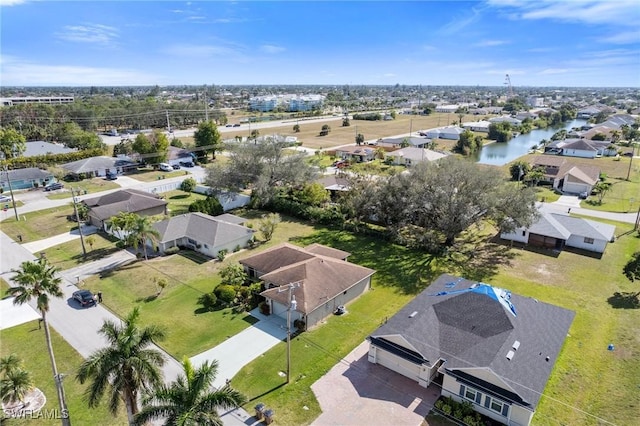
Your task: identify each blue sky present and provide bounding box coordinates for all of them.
[1,0,639,87]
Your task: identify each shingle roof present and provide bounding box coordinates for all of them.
[62,156,137,174]
[83,189,167,220]
[260,254,375,314]
[153,212,254,247]
[551,213,615,241]
[23,141,76,157]
[386,147,448,162]
[369,274,575,410]
[2,167,52,182]
[528,213,572,239]
[240,243,316,274]
[303,243,350,260]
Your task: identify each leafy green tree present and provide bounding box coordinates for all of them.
[214,285,236,304]
[129,216,161,261]
[509,161,531,181]
[623,252,640,283]
[488,122,513,142]
[188,196,224,216]
[132,132,169,164]
[453,130,482,155]
[257,213,281,241]
[250,129,260,141]
[400,138,410,148]
[134,357,247,426]
[319,124,331,136]
[194,120,222,160]
[85,235,96,251]
[0,127,26,158]
[180,177,197,193]
[77,307,166,426]
[8,259,69,425]
[170,138,184,148]
[219,264,248,287]
[593,181,612,204]
[293,124,300,133]
[342,117,350,127]
[524,166,545,187]
[292,183,330,206]
[355,133,365,146]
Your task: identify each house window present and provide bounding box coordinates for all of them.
[484,396,510,417]
[204,244,208,249]
[187,238,197,245]
[521,230,526,237]
[584,237,594,244]
[465,387,478,402]
[459,384,483,404]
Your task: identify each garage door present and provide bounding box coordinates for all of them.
[375,349,421,382]
[562,181,588,194]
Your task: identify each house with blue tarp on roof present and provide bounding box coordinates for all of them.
[367,274,574,426]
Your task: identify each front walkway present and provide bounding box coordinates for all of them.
[190,308,287,389]
[311,341,440,426]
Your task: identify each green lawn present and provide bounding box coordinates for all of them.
[534,186,561,203]
[125,168,188,182]
[45,178,120,200]
[0,205,75,242]
[40,233,120,271]
[581,176,640,213]
[82,213,317,359]
[162,190,207,216]
[0,321,127,425]
[232,222,640,426]
[348,159,405,176]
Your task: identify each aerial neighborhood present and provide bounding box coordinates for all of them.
[1,82,638,426]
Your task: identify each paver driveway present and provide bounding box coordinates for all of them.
[311,341,440,426]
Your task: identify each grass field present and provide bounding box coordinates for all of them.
[41,233,120,271]
[231,221,640,426]
[0,205,75,242]
[162,190,208,216]
[0,321,127,425]
[45,178,120,200]
[125,168,188,182]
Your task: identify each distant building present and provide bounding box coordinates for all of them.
[23,141,77,157]
[0,96,74,106]
[248,94,324,112]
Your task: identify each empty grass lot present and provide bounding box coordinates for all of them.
[82,213,318,359]
[0,205,75,242]
[0,321,127,425]
[231,221,639,426]
[45,178,120,200]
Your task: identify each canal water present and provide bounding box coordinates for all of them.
[474,119,587,166]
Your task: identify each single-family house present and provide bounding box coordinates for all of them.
[368,273,575,426]
[240,243,374,329]
[61,156,138,178]
[167,146,194,167]
[83,188,168,230]
[335,146,377,162]
[22,141,77,157]
[316,175,350,198]
[152,212,255,257]
[489,116,522,125]
[378,136,433,148]
[461,120,492,133]
[0,167,54,191]
[421,126,465,140]
[385,147,448,166]
[576,106,601,119]
[531,156,600,195]
[500,210,615,254]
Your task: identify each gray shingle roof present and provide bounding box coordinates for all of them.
[62,156,136,174]
[153,212,254,246]
[83,189,167,220]
[551,213,616,241]
[370,274,575,410]
[2,167,52,182]
[23,141,77,157]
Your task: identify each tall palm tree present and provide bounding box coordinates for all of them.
[129,215,161,261]
[134,357,247,426]
[8,258,70,425]
[1,367,33,409]
[76,307,166,426]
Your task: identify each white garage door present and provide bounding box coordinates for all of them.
[376,349,421,382]
[563,181,588,194]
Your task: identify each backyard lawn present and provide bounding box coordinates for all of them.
[125,167,188,182]
[231,221,640,426]
[162,189,208,216]
[0,321,127,425]
[45,178,120,200]
[0,205,75,242]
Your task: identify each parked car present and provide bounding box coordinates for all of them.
[105,172,118,180]
[44,182,64,191]
[233,123,241,127]
[159,163,172,172]
[225,124,233,127]
[179,161,195,167]
[0,195,12,203]
[172,164,181,170]
[73,290,96,307]
[579,191,589,199]
[334,305,346,315]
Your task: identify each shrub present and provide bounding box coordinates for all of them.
[293,319,305,331]
[214,284,236,304]
[233,245,241,253]
[164,246,180,255]
[188,196,223,216]
[441,404,452,416]
[217,249,228,261]
[197,293,217,311]
[180,177,197,193]
[259,301,270,315]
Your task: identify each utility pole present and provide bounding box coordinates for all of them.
[626,141,637,181]
[70,188,87,258]
[165,110,171,133]
[3,166,19,221]
[278,281,300,384]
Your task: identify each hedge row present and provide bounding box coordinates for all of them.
[0,148,107,169]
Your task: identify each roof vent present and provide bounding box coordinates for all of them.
[409,311,418,318]
[512,341,521,351]
[506,350,515,361]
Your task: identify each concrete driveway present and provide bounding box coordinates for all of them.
[311,341,440,426]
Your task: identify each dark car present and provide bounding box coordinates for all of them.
[172,164,181,170]
[73,290,96,307]
[225,124,233,127]
[233,123,241,127]
[105,172,118,180]
[179,161,195,167]
[44,182,64,191]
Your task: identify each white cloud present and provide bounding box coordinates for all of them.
[0,0,27,5]
[56,24,119,46]
[383,73,396,78]
[260,44,285,54]
[163,44,237,57]
[439,4,487,35]
[600,30,640,44]
[0,56,163,86]
[473,40,509,47]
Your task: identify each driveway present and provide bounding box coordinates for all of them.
[22,225,98,254]
[311,341,439,426]
[190,308,287,389]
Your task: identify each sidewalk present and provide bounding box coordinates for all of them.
[21,225,98,253]
[544,196,637,224]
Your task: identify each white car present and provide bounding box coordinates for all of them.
[159,163,172,172]
[0,195,11,203]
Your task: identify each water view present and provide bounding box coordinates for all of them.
[474,119,587,166]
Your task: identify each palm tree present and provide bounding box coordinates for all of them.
[134,357,247,426]
[1,367,33,409]
[129,215,161,260]
[0,354,20,375]
[8,258,70,425]
[77,307,166,426]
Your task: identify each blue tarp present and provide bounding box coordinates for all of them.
[432,283,517,317]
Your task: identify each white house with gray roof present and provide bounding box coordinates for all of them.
[368,274,575,426]
[500,211,616,254]
[152,212,255,258]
